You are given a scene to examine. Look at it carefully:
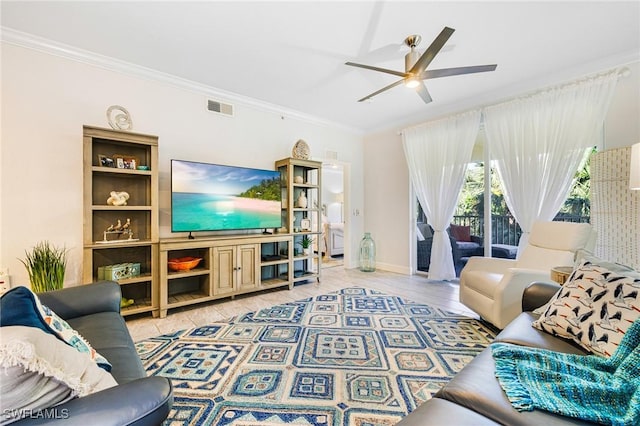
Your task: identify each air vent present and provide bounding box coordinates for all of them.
[325,150,338,160]
[207,99,234,117]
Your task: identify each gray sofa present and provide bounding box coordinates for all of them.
[398,281,592,426]
[20,281,173,426]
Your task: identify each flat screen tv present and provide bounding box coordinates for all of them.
[171,159,282,234]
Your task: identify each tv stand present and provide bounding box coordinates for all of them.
[158,234,296,318]
[188,232,195,239]
[262,228,272,235]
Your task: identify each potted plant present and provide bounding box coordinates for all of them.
[20,241,68,293]
[297,235,315,255]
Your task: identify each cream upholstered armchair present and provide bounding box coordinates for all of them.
[459,221,596,329]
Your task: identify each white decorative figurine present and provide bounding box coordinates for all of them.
[107,191,130,206]
[106,105,133,130]
[296,192,308,208]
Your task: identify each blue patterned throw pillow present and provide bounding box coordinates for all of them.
[0,286,112,371]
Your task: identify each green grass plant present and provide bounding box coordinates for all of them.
[297,235,315,249]
[20,241,67,293]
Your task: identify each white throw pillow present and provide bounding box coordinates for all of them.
[532,260,640,357]
[0,326,117,425]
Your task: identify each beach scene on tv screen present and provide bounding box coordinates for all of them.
[172,161,281,231]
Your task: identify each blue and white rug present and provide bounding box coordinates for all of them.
[136,287,496,425]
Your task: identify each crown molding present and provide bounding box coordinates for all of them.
[1,27,363,136]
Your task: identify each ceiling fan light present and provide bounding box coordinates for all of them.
[405,77,420,88]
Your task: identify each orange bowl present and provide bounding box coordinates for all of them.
[168,256,202,271]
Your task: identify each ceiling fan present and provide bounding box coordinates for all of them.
[345,27,497,104]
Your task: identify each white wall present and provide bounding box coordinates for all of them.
[363,127,410,274]
[364,61,640,273]
[0,43,364,287]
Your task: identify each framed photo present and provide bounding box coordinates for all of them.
[300,218,311,231]
[124,157,137,169]
[114,155,137,170]
[98,155,115,168]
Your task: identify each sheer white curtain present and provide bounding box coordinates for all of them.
[484,69,620,253]
[403,110,481,280]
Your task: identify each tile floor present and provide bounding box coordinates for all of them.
[125,267,477,342]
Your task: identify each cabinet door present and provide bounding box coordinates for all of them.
[212,246,235,296]
[236,244,259,292]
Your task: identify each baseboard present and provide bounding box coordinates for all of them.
[373,262,411,275]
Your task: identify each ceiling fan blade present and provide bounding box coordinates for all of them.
[421,64,497,79]
[345,62,408,78]
[409,26,455,75]
[416,81,433,104]
[357,79,405,102]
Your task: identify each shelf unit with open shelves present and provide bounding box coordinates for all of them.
[275,157,322,284]
[82,125,159,317]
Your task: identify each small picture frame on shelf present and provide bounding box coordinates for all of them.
[114,155,138,170]
[126,157,137,169]
[300,218,311,231]
[98,155,115,168]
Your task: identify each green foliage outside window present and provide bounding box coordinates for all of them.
[455,148,594,218]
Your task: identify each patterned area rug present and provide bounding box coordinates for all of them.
[136,287,496,425]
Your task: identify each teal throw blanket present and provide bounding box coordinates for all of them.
[491,318,640,426]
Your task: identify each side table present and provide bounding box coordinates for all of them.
[550,266,573,285]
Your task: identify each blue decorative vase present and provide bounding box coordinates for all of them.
[359,232,376,272]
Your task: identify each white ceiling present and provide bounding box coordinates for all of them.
[2,1,639,134]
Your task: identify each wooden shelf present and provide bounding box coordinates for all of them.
[92,166,153,176]
[92,205,153,211]
[293,271,319,283]
[83,125,159,318]
[262,277,290,287]
[167,268,210,279]
[261,258,289,267]
[292,208,321,212]
[87,239,154,249]
[167,291,212,308]
[276,157,322,281]
[116,273,153,286]
[121,298,154,316]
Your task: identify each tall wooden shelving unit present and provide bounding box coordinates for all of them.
[276,157,322,284]
[82,126,159,317]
